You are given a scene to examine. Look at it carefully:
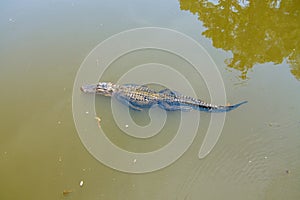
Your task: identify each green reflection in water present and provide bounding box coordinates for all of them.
[179,0,300,80]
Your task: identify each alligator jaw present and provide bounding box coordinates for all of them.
[80,84,97,93]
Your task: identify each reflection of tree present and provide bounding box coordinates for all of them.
[180,0,300,80]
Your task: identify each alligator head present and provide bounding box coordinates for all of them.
[80,82,115,96]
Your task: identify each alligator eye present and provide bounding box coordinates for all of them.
[98,82,107,88]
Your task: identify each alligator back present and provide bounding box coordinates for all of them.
[112,84,159,110]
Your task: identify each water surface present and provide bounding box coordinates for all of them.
[0,0,299,199]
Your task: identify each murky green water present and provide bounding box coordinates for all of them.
[1,0,299,199]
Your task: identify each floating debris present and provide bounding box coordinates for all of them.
[267,122,280,127]
[125,124,129,128]
[248,160,252,163]
[79,180,84,187]
[62,189,72,196]
[85,111,89,114]
[95,116,101,127]
[264,156,268,159]
[286,169,290,174]
[133,159,137,164]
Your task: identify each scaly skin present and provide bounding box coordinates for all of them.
[80,82,247,112]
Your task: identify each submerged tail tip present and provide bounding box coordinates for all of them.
[239,100,248,106]
[231,100,248,109]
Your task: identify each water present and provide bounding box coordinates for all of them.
[1,0,300,199]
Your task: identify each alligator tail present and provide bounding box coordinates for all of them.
[199,101,248,113]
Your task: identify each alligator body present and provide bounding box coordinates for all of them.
[80,82,247,112]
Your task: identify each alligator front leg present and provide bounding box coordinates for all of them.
[127,102,143,111]
[114,95,143,111]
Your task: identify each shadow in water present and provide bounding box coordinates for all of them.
[179,0,300,80]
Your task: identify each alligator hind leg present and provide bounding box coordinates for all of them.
[159,88,181,96]
[178,106,192,112]
[159,102,192,111]
[159,103,180,111]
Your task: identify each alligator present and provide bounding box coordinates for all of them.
[80,82,247,112]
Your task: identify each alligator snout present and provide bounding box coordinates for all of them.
[80,84,97,93]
